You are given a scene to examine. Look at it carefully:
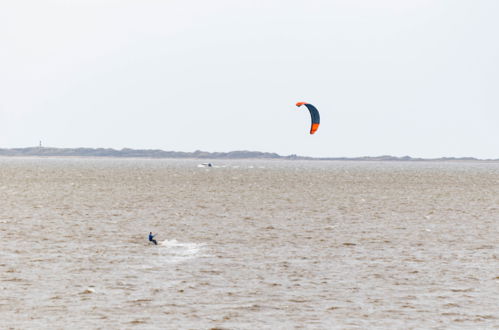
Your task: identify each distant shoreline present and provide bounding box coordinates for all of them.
[0,147,497,162]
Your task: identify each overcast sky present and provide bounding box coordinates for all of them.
[1,0,498,158]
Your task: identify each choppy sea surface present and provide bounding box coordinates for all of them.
[1,157,498,329]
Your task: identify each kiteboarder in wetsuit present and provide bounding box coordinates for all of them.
[149,232,157,245]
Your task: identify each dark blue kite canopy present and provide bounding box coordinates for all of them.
[296,102,320,134]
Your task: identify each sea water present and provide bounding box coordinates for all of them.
[0,157,498,329]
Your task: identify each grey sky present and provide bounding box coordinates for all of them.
[1,0,498,158]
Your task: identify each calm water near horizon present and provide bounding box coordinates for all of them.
[1,157,498,329]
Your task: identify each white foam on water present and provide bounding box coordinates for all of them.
[157,239,204,263]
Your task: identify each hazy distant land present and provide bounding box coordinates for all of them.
[0,147,497,161]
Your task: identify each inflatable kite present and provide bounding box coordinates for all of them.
[296,102,320,134]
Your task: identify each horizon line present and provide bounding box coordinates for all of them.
[0,146,498,162]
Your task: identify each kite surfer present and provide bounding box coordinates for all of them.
[149,232,157,245]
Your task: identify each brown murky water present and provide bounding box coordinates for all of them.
[1,157,498,329]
